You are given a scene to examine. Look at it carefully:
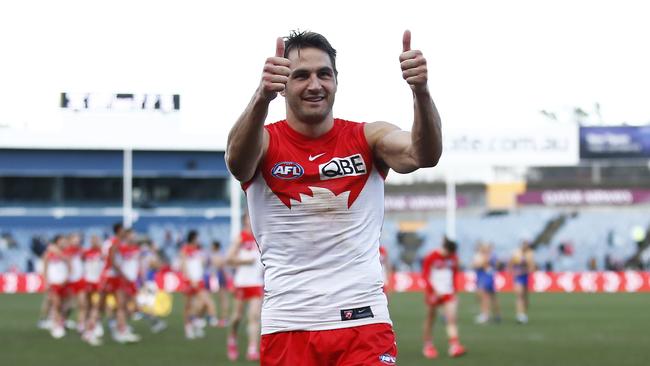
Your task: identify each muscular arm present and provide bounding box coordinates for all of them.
[226,96,271,182]
[226,37,290,182]
[365,30,442,174]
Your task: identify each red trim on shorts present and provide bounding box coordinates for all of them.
[183,279,205,296]
[425,290,456,306]
[234,286,263,300]
[66,280,86,295]
[49,284,67,297]
[261,323,397,366]
[100,277,123,294]
[122,280,138,296]
[85,281,100,293]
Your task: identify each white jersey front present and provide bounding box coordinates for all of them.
[232,231,264,288]
[244,119,390,335]
[45,248,68,285]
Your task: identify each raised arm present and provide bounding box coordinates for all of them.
[226,37,291,182]
[366,30,442,174]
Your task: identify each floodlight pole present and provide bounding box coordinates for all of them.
[445,173,457,240]
[123,148,133,228]
[229,175,242,241]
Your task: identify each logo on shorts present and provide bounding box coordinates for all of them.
[379,353,396,365]
[271,162,304,180]
[343,310,354,320]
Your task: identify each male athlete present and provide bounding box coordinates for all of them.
[509,240,536,324]
[226,30,442,365]
[226,215,264,361]
[421,237,466,358]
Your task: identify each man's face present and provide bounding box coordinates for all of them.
[284,47,337,124]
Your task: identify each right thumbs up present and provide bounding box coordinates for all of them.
[259,37,292,102]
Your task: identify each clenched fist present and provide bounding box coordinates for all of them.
[399,30,428,94]
[258,37,292,102]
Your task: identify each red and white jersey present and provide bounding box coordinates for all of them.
[181,244,205,282]
[118,243,140,282]
[244,119,390,334]
[422,249,459,296]
[232,231,264,288]
[101,237,121,278]
[45,246,68,285]
[64,245,84,282]
[83,247,103,284]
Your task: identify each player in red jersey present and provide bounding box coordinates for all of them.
[83,223,139,345]
[62,233,86,332]
[226,29,441,365]
[179,230,216,339]
[226,215,264,361]
[81,235,103,330]
[42,234,70,339]
[421,237,467,359]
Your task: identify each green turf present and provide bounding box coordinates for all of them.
[1,292,649,365]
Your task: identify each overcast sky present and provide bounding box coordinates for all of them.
[1,0,648,160]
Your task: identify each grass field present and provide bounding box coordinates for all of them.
[1,292,649,366]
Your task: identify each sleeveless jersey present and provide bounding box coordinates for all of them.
[118,244,140,282]
[232,231,264,288]
[45,246,68,285]
[181,244,205,282]
[64,245,84,282]
[83,247,103,284]
[244,119,389,335]
[102,237,121,278]
[422,249,458,296]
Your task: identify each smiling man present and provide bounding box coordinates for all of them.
[226,30,442,365]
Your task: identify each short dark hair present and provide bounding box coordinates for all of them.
[443,237,458,254]
[113,222,123,235]
[212,241,221,250]
[285,30,338,76]
[187,230,198,244]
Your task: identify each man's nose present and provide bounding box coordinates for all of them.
[306,74,322,90]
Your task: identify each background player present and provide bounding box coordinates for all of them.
[473,242,501,324]
[510,240,536,324]
[225,215,264,361]
[42,235,70,339]
[421,237,466,359]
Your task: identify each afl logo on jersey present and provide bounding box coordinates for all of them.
[271,162,304,180]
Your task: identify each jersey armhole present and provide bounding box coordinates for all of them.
[359,122,389,180]
[242,125,276,191]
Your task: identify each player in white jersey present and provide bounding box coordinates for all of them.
[179,230,216,339]
[42,235,70,339]
[226,29,442,365]
[81,235,104,331]
[225,216,264,361]
[62,233,85,332]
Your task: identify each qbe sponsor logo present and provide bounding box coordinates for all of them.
[271,162,304,180]
[319,154,366,180]
[379,353,396,365]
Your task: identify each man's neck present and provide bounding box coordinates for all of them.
[286,113,335,138]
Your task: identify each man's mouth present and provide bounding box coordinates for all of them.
[303,96,325,102]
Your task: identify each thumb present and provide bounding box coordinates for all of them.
[402,30,411,52]
[275,37,285,58]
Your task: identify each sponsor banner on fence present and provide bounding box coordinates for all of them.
[516,189,650,206]
[3,271,650,293]
[384,194,468,211]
